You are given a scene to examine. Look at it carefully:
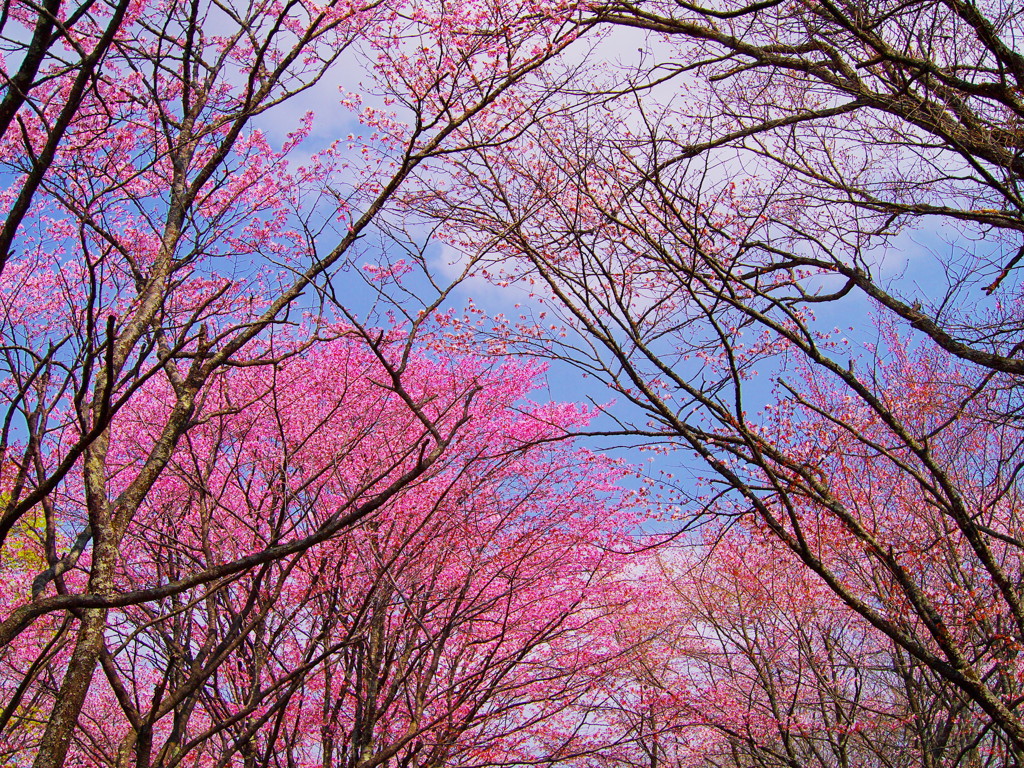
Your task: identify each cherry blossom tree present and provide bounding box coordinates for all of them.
[2,333,632,768]
[10,0,1024,764]
[0,1,609,766]
[421,0,1024,753]
[596,515,1016,768]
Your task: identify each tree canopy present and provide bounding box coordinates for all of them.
[0,0,1022,766]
